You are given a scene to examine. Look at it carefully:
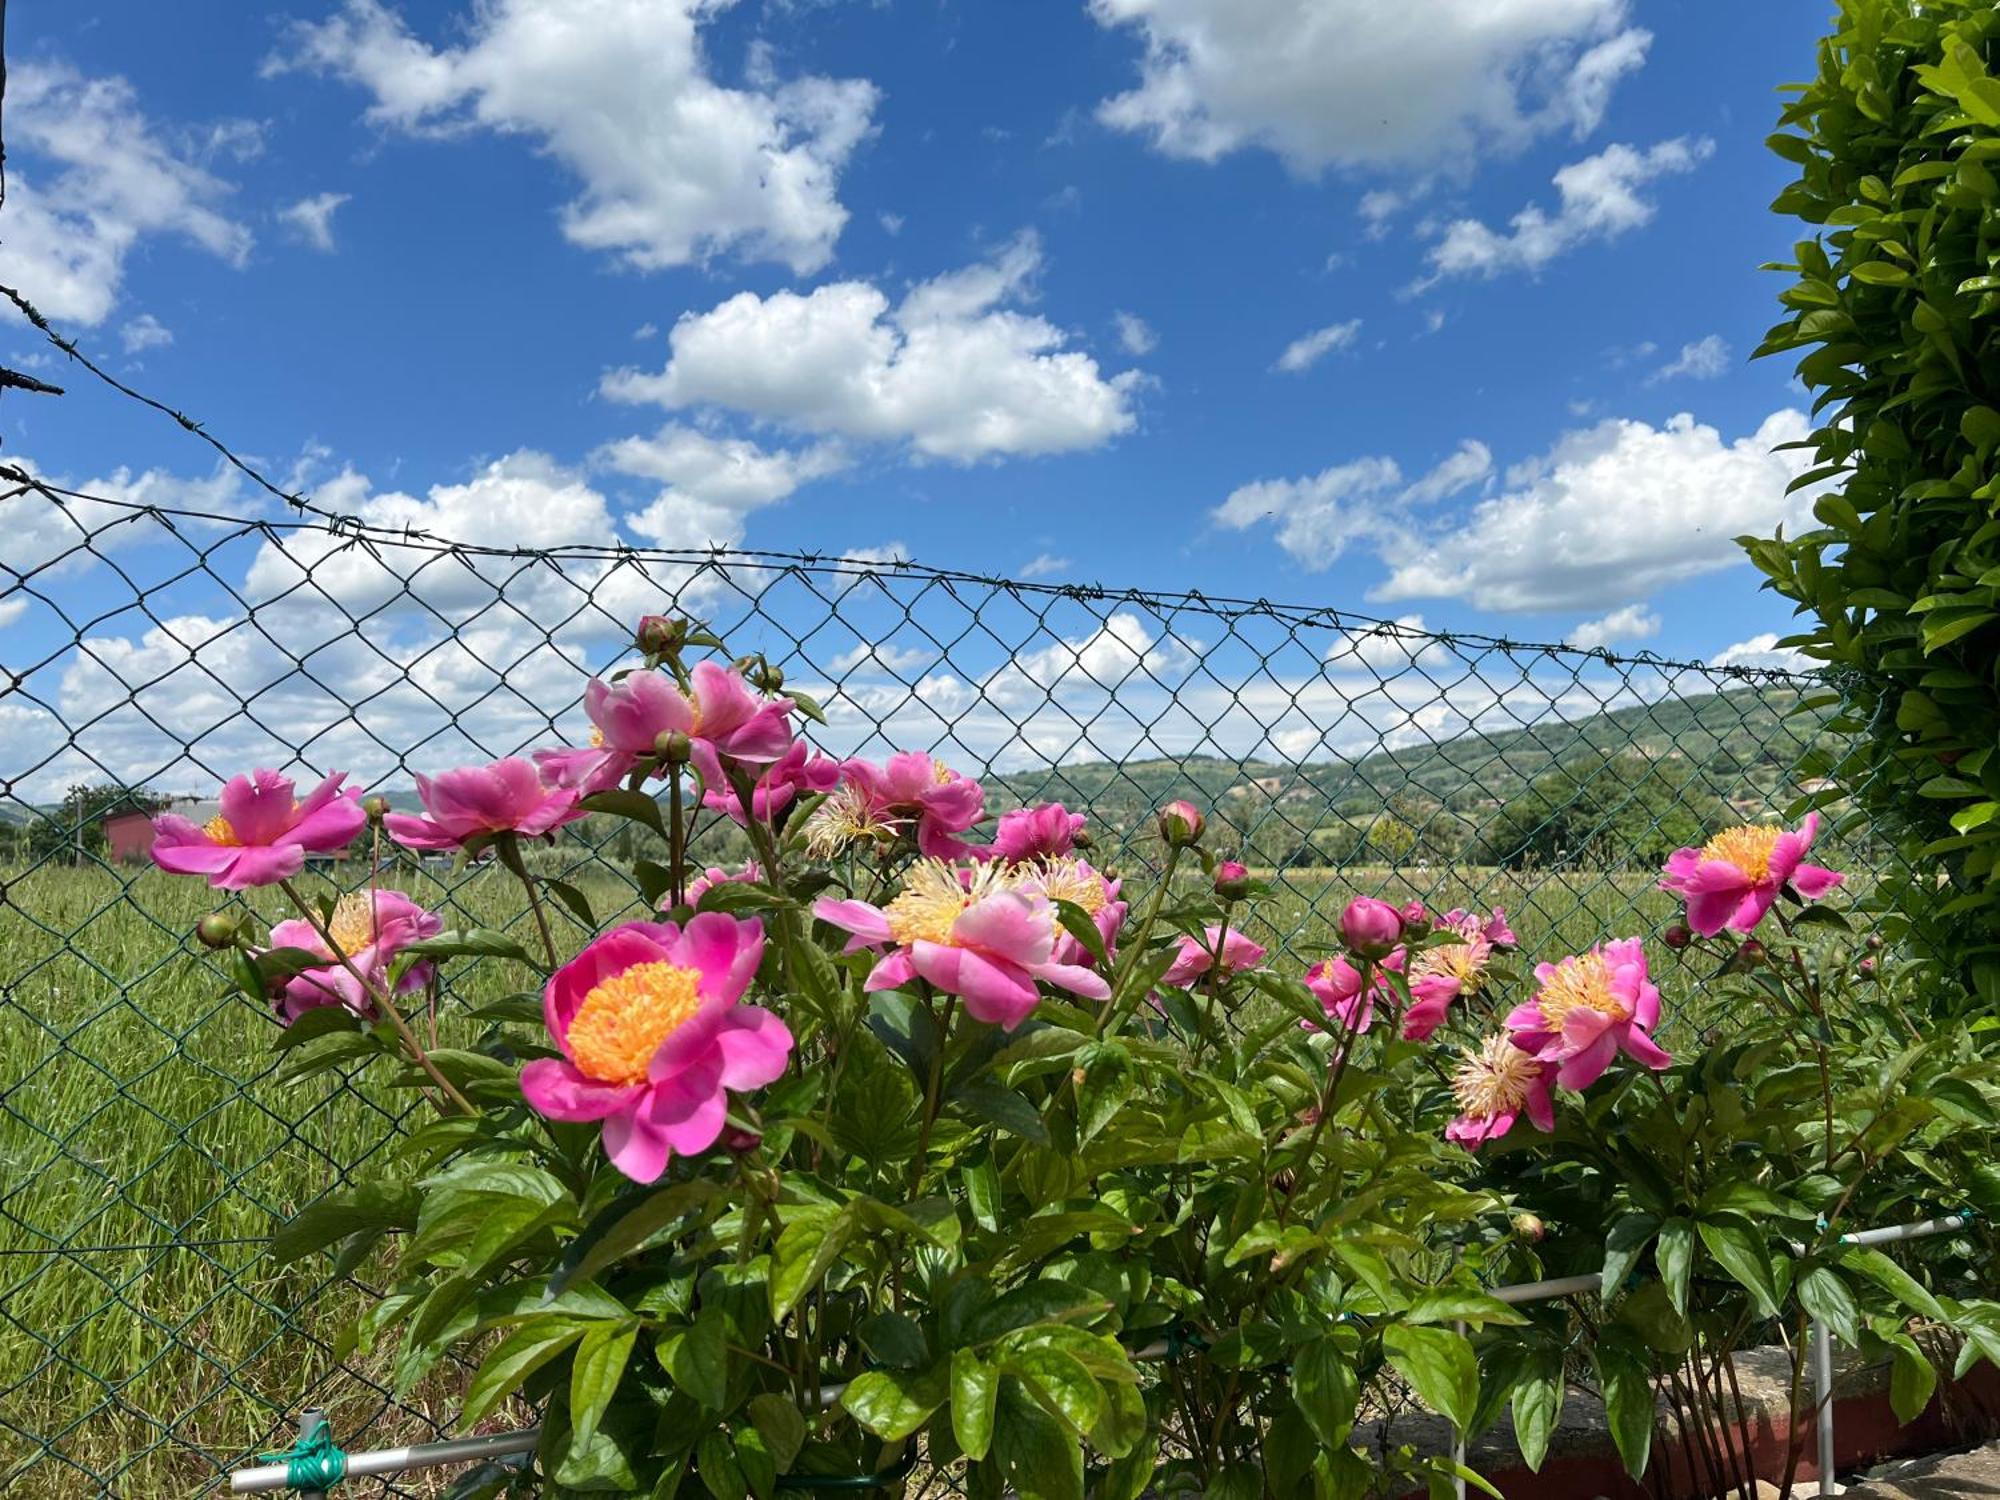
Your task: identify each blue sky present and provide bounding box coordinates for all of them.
[0,0,1832,795]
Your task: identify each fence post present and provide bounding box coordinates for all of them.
[1810,1317,1836,1496]
[1452,1319,1468,1500]
[296,1408,327,1500]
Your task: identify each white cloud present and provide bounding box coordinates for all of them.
[597,424,847,548]
[272,0,877,274]
[1091,0,1647,175]
[1212,455,1402,569]
[1019,553,1072,579]
[1399,440,1491,505]
[280,191,352,251]
[119,313,173,354]
[1324,613,1446,670]
[879,211,905,236]
[1114,311,1158,355]
[1273,319,1361,374]
[1709,632,1806,671]
[0,62,252,326]
[1421,137,1711,285]
[1375,409,1820,611]
[602,233,1143,462]
[831,641,933,674]
[1567,603,1659,649]
[1653,334,1731,382]
[634,322,658,340]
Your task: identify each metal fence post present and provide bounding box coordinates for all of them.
[1811,1316,1836,1497]
[1452,1319,1468,1500]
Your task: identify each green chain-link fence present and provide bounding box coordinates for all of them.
[0,473,1881,1495]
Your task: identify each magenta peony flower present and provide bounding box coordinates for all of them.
[1506,937,1671,1089]
[813,861,1107,1030]
[1446,1035,1558,1149]
[384,758,584,851]
[1658,814,1844,936]
[806,753,986,860]
[1160,924,1267,989]
[683,862,763,905]
[519,915,791,1182]
[263,888,442,1024]
[1339,896,1403,959]
[989,802,1086,863]
[1016,858,1127,970]
[693,738,840,825]
[1303,949,1404,1034]
[1156,800,1205,848]
[150,769,367,890]
[1401,908,1509,1040]
[538,663,797,795]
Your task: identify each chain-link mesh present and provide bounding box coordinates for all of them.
[0,470,1882,1496]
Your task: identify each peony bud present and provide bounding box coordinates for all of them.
[722,1126,763,1153]
[362,795,391,824]
[1213,860,1253,902]
[1397,900,1431,939]
[655,730,693,765]
[1071,827,1094,850]
[1339,896,1403,959]
[1735,938,1768,969]
[1865,933,1883,952]
[1661,920,1692,951]
[196,912,241,949]
[1858,956,1877,980]
[1511,1211,1546,1244]
[636,615,685,656]
[750,660,785,694]
[1157,800,1205,849]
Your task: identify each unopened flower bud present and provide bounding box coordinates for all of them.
[1213,860,1253,902]
[1511,1211,1546,1244]
[1157,800,1205,849]
[751,661,785,694]
[1865,933,1884,952]
[1735,938,1768,969]
[361,795,391,824]
[1661,920,1693,951]
[636,614,685,656]
[1858,956,1877,980]
[655,730,693,765]
[722,1126,762,1154]
[196,913,240,949]
[1340,896,1403,959]
[1398,900,1429,936]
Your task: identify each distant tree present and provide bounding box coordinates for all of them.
[1475,753,1730,871]
[28,783,170,864]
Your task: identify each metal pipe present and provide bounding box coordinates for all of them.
[231,1428,541,1494]
[1811,1317,1835,1498]
[295,1410,326,1500]
[1452,1319,1468,1500]
[1491,1272,1601,1306]
[1839,1214,1967,1249]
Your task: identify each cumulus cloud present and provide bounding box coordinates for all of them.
[1709,632,1807,671]
[1653,334,1731,382]
[1421,137,1711,286]
[119,313,173,354]
[831,641,933,675]
[1114,310,1158,355]
[1398,440,1491,504]
[1019,553,1072,579]
[280,191,352,251]
[1374,409,1819,611]
[0,62,252,326]
[1273,319,1361,374]
[602,233,1143,462]
[271,0,877,274]
[1323,613,1446,670]
[1213,442,1493,567]
[1567,603,1660,650]
[599,425,847,549]
[1091,0,1647,175]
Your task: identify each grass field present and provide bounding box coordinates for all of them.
[0,849,1742,1496]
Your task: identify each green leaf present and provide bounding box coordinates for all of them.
[462,1319,586,1428]
[1697,1218,1783,1317]
[1887,1336,1937,1423]
[953,1082,1050,1144]
[770,1205,857,1320]
[992,1380,1085,1500]
[1798,1266,1861,1347]
[569,1319,638,1446]
[696,1429,747,1500]
[1291,1336,1359,1449]
[666,1309,729,1410]
[578,788,667,839]
[1052,900,1109,967]
[960,1281,1110,1346]
[745,1393,807,1471]
[1601,1212,1659,1302]
[840,1365,948,1441]
[1405,1288,1529,1328]
[397,928,535,965]
[1656,1218,1694,1316]
[551,1180,715,1296]
[271,1184,418,1264]
[543,877,596,928]
[952,1348,1000,1461]
[1001,1345,1104,1435]
[1511,1349,1565,1472]
[1840,1245,1946,1320]
[1382,1324,1478,1432]
[1593,1340,1655,1480]
[271,1004,365,1050]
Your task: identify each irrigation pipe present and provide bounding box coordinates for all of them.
[230,1214,1974,1496]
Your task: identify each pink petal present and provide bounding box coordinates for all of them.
[864,950,918,992]
[382,813,458,850]
[289,793,367,852]
[213,846,306,890]
[218,769,299,846]
[601,1100,672,1182]
[1789,863,1843,899]
[1032,961,1111,1002]
[709,1006,794,1089]
[911,943,1040,1029]
[521,1058,639,1122]
[544,926,674,1051]
[813,897,893,946]
[950,892,1054,968]
[1554,1031,1618,1090]
[1623,1029,1673,1071]
[675,912,766,1005]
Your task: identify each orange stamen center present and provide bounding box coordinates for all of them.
[1701,824,1783,882]
[567,961,704,1085]
[202,815,241,846]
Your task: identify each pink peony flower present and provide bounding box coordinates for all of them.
[693,738,841,825]
[1505,937,1672,1090]
[1304,949,1404,1034]
[1400,909,1510,1040]
[384,758,585,851]
[150,770,367,890]
[1160,924,1268,989]
[538,663,797,795]
[1658,815,1844,936]
[263,888,443,1024]
[1442,907,1516,948]
[683,863,763,906]
[813,860,1108,1030]
[1339,896,1403,959]
[519,915,791,1182]
[1016,859,1127,969]
[807,753,986,860]
[989,802,1086,863]
[1446,1034,1558,1149]
[1156,800,1205,848]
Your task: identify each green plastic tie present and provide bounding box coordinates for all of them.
[260,1415,347,1492]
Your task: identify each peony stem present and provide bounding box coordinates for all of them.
[276,877,475,1116]
[495,833,559,972]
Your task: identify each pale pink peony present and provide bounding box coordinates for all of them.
[1401,908,1510,1041]
[813,861,1107,1030]
[519,915,791,1182]
[1446,1034,1558,1149]
[1160,924,1267,989]
[150,769,367,890]
[1505,937,1671,1089]
[538,663,797,795]
[988,802,1086,863]
[694,738,840,825]
[263,888,443,1024]
[384,758,585,851]
[1015,859,1127,970]
[809,752,986,860]
[1658,815,1844,936]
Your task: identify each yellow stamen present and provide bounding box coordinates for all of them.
[1452,1035,1543,1118]
[202,815,241,846]
[1701,824,1783,882]
[1029,858,1108,915]
[1533,952,1623,1027]
[803,784,899,858]
[567,961,704,1085]
[932,759,955,784]
[882,860,1014,947]
[588,725,606,748]
[1415,940,1485,990]
[327,891,379,954]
